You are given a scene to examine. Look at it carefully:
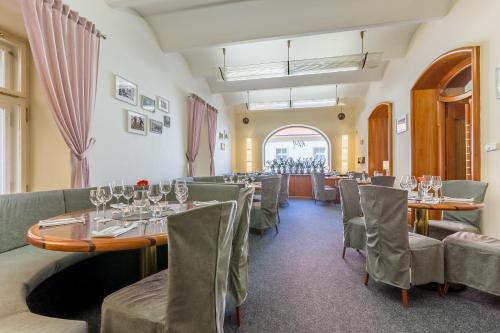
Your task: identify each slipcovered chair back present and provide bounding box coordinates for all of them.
[370,176,395,187]
[0,190,66,253]
[310,173,317,200]
[229,187,255,307]
[166,183,241,202]
[166,201,237,332]
[359,185,411,289]
[442,180,488,228]
[278,173,290,205]
[193,176,225,183]
[63,187,96,212]
[261,175,281,214]
[339,180,362,223]
[312,173,325,198]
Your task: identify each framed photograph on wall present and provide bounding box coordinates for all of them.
[141,95,155,112]
[150,119,163,134]
[115,75,137,105]
[163,115,171,128]
[220,142,225,151]
[396,114,408,134]
[127,110,147,135]
[157,96,170,113]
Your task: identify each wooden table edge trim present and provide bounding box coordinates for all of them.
[407,202,485,211]
[26,225,168,252]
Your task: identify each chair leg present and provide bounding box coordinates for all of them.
[363,272,369,286]
[342,246,346,259]
[437,283,444,297]
[277,209,281,224]
[235,306,241,327]
[275,224,279,234]
[443,281,449,295]
[401,289,409,308]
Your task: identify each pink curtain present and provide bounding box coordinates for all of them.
[206,105,218,176]
[186,95,206,176]
[21,0,101,188]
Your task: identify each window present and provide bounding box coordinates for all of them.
[341,135,349,173]
[246,137,253,172]
[275,148,288,160]
[313,147,326,159]
[0,32,27,194]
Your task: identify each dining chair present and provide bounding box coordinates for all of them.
[359,185,444,308]
[338,180,366,258]
[250,175,281,233]
[229,187,254,327]
[100,201,237,333]
[278,173,290,207]
[428,180,488,240]
[370,176,395,187]
[311,173,336,204]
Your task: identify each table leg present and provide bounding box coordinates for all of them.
[140,246,157,278]
[415,208,429,236]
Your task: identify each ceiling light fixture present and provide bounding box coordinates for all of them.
[218,31,379,81]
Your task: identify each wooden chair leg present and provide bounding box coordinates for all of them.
[277,209,281,224]
[401,289,409,308]
[363,272,369,285]
[443,281,449,295]
[235,306,241,327]
[275,224,279,234]
[437,283,444,297]
[342,246,346,259]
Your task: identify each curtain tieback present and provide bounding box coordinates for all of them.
[74,138,96,161]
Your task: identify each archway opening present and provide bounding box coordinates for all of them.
[368,102,392,176]
[263,125,331,170]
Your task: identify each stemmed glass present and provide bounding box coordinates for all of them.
[420,178,432,201]
[160,179,172,207]
[110,181,124,207]
[123,185,134,207]
[400,175,410,191]
[89,189,103,220]
[133,190,147,224]
[174,179,189,204]
[431,176,443,202]
[147,184,163,217]
[99,186,113,217]
[409,176,418,192]
[223,174,230,183]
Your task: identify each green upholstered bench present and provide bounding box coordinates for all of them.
[444,231,500,296]
[0,188,95,333]
[192,176,225,183]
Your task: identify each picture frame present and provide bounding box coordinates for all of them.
[496,68,500,99]
[163,115,171,128]
[224,130,228,140]
[220,142,225,151]
[150,119,163,134]
[141,95,156,112]
[396,114,408,134]
[219,132,224,140]
[115,75,137,105]
[127,110,147,135]
[157,96,170,113]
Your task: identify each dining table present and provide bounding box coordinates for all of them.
[408,199,485,236]
[26,202,196,277]
[247,182,262,191]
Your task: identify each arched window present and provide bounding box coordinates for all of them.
[263,125,331,169]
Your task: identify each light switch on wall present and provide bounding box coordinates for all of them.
[485,142,500,152]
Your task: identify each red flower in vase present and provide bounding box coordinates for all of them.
[136,179,149,189]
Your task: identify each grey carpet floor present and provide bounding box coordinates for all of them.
[223,198,500,333]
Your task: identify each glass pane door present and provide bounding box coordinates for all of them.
[0,100,22,194]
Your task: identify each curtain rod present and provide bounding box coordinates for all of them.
[189,93,219,113]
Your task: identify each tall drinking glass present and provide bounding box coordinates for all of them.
[89,189,101,220]
[431,176,443,201]
[110,181,124,206]
[100,186,113,217]
[421,179,432,201]
[160,179,172,206]
[174,179,189,204]
[133,190,147,223]
[147,184,163,217]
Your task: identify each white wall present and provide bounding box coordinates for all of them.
[355,0,500,237]
[28,0,233,188]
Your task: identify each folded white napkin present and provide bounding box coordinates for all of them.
[443,196,474,202]
[91,222,138,238]
[39,217,85,227]
[193,200,219,206]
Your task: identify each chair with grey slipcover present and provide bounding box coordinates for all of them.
[250,175,281,233]
[370,176,395,187]
[428,180,488,240]
[443,231,500,296]
[278,173,290,206]
[359,185,444,307]
[338,180,366,258]
[311,173,336,204]
[229,187,254,327]
[100,201,237,333]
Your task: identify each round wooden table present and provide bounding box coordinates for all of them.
[27,202,194,277]
[408,199,485,235]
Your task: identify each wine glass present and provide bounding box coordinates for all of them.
[123,185,134,207]
[223,174,229,183]
[133,190,147,223]
[400,175,410,191]
[421,178,432,201]
[89,189,102,220]
[409,176,418,191]
[99,186,113,217]
[431,176,443,201]
[147,184,163,217]
[160,179,172,207]
[110,181,124,207]
[175,179,189,204]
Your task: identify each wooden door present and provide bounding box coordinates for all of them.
[368,103,392,175]
[445,102,466,179]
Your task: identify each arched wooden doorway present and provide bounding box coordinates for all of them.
[411,47,480,180]
[368,102,392,175]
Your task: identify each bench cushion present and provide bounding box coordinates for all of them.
[0,191,66,253]
[63,188,95,213]
[428,219,479,240]
[444,231,500,296]
[0,311,87,333]
[408,233,445,285]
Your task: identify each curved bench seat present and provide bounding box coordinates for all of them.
[0,311,87,333]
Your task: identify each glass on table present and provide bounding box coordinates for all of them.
[99,186,113,216]
[123,185,134,207]
[89,189,102,220]
[431,176,443,202]
[147,184,163,218]
[159,179,172,207]
[110,180,124,206]
[420,178,432,201]
[133,190,147,224]
[174,179,189,204]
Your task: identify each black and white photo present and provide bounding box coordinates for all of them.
[127,110,147,135]
[115,75,137,105]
